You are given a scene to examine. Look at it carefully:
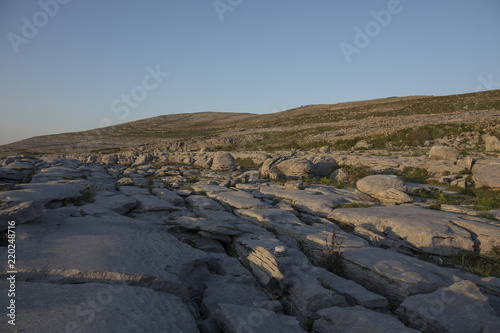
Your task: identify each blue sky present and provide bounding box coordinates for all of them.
[1,0,499,145]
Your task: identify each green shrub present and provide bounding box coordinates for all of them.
[395,167,431,183]
[408,187,442,199]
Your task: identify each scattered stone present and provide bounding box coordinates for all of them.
[117,177,134,186]
[319,146,330,153]
[354,140,374,150]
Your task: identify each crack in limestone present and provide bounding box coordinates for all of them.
[0,268,187,300]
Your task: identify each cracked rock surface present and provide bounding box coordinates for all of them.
[1,152,499,332]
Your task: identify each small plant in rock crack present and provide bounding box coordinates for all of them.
[322,226,344,276]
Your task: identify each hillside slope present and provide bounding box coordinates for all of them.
[1,90,500,156]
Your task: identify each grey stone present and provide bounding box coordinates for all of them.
[211,152,236,171]
[329,168,350,183]
[1,281,199,333]
[202,277,281,319]
[429,145,459,161]
[276,158,313,178]
[0,213,208,300]
[151,188,185,206]
[0,167,24,181]
[285,180,304,190]
[473,163,500,189]
[397,280,500,333]
[171,215,245,236]
[314,306,419,333]
[330,205,478,256]
[354,140,374,149]
[194,156,213,169]
[0,182,85,229]
[101,154,117,164]
[216,303,305,333]
[356,175,413,204]
[259,185,355,217]
[485,135,500,152]
[341,247,455,304]
[311,156,337,177]
[210,189,269,209]
[117,177,134,186]
[319,146,330,153]
[132,154,152,166]
[133,193,179,211]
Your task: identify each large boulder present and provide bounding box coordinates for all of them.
[260,156,288,180]
[211,152,236,171]
[101,154,117,164]
[356,175,413,204]
[329,168,350,183]
[275,158,313,178]
[473,163,500,189]
[311,156,337,177]
[485,135,500,152]
[428,145,459,161]
[132,154,152,166]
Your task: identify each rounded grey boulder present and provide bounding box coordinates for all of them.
[473,163,500,189]
[211,152,236,171]
[356,174,413,204]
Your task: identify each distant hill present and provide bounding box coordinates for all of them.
[1,90,499,157]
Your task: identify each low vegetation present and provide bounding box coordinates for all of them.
[322,226,344,276]
[420,246,500,278]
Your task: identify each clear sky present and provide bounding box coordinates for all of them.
[1,0,499,145]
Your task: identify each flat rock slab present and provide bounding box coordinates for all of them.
[217,303,306,333]
[0,215,207,300]
[186,195,226,215]
[172,215,247,236]
[330,205,500,255]
[209,189,270,209]
[1,281,199,333]
[341,247,456,304]
[132,193,180,211]
[0,182,85,228]
[236,208,367,261]
[202,276,282,319]
[151,188,185,206]
[259,185,354,217]
[83,191,137,215]
[314,306,418,333]
[397,280,500,333]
